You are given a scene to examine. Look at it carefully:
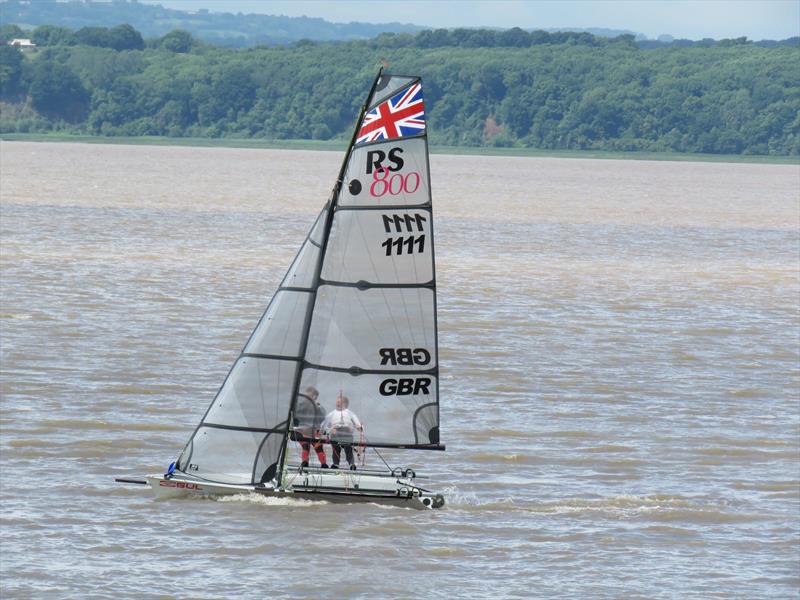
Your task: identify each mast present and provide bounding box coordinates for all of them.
[275,68,385,486]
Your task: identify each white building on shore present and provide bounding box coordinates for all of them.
[7,39,36,50]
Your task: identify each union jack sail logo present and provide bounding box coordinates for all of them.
[356,82,425,145]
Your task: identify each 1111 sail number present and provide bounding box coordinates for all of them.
[381,235,425,256]
[381,213,426,256]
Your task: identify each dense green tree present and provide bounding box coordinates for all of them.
[74,26,113,48]
[65,45,144,89]
[74,24,143,50]
[498,27,531,48]
[108,24,145,51]
[28,59,90,122]
[31,24,77,46]
[414,29,450,49]
[0,24,27,43]
[0,45,24,98]
[159,30,194,53]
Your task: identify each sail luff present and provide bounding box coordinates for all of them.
[274,68,386,486]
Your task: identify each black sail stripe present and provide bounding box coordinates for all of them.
[241,352,302,361]
[334,204,432,212]
[302,362,438,376]
[201,423,287,434]
[318,280,434,290]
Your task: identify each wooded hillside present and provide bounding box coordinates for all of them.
[1,25,797,155]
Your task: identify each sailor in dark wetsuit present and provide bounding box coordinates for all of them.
[292,386,328,469]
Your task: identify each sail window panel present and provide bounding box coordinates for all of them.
[339,138,430,207]
[322,209,433,284]
[368,76,418,111]
[184,427,279,484]
[413,402,439,445]
[300,368,439,447]
[306,286,436,371]
[204,357,295,430]
[280,237,321,289]
[244,290,311,357]
[253,431,284,483]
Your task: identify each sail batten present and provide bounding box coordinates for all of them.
[317,280,435,289]
[300,362,438,376]
[201,423,287,434]
[175,70,441,485]
[241,352,302,361]
[335,203,432,211]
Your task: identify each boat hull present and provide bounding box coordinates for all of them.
[146,468,444,510]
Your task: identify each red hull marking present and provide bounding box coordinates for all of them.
[159,480,203,490]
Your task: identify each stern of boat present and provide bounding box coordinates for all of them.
[282,466,445,509]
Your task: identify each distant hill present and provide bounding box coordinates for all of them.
[5,0,791,49]
[553,27,639,39]
[0,0,424,46]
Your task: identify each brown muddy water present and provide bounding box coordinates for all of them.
[1,141,798,598]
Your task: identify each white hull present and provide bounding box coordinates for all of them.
[145,468,445,510]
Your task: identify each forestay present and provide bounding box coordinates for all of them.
[175,71,442,486]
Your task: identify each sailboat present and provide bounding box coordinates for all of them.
[116,69,446,509]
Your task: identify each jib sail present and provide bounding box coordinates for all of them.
[175,70,442,486]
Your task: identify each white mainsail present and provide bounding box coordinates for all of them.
[175,71,442,487]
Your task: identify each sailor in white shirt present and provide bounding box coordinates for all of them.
[321,394,363,470]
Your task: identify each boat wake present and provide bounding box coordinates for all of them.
[438,485,485,507]
[215,493,329,507]
[439,492,766,524]
[440,490,702,513]
[526,494,695,515]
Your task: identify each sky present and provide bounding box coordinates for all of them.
[141,0,800,40]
